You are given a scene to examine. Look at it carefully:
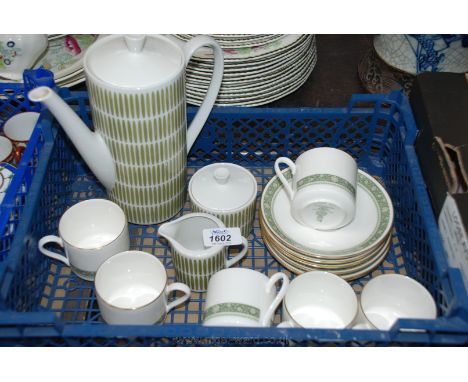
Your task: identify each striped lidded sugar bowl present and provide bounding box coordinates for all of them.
[188,163,258,238]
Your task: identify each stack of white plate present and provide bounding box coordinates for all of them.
[2,35,98,88]
[260,169,394,281]
[41,34,99,87]
[168,34,317,106]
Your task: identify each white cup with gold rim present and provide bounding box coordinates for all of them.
[278,271,358,329]
[38,198,130,281]
[95,250,191,325]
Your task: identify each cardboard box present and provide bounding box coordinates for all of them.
[411,72,468,216]
[411,72,468,287]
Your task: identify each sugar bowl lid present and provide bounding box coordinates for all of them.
[189,163,257,212]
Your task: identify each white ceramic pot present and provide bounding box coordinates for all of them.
[28,34,224,225]
[189,163,257,237]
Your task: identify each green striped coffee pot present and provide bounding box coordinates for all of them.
[28,34,224,224]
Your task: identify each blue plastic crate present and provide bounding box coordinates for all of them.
[1,90,468,346]
[0,74,55,264]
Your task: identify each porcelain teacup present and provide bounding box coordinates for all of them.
[278,271,358,329]
[360,274,437,330]
[274,147,358,230]
[203,268,289,327]
[38,198,130,281]
[95,250,191,325]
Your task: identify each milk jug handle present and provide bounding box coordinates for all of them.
[183,36,224,152]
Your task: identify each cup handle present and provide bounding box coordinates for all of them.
[261,272,290,327]
[165,282,191,313]
[183,36,224,152]
[274,157,296,200]
[225,237,248,268]
[38,235,69,266]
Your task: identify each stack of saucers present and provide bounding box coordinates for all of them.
[260,169,394,281]
[167,34,317,106]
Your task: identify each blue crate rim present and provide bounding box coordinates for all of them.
[1,89,468,345]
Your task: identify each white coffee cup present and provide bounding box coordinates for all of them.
[38,199,130,281]
[278,271,358,329]
[274,147,358,230]
[95,250,191,325]
[3,112,40,164]
[203,268,289,327]
[360,274,437,330]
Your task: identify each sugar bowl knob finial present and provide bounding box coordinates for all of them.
[213,167,230,185]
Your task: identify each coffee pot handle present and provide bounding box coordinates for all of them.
[274,157,296,200]
[38,235,70,266]
[182,36,224,152]
[261,272,290,327]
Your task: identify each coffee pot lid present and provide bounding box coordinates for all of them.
[84,35,184,89]
[189,163,257,212]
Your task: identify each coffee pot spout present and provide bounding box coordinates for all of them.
[28,86,116,191]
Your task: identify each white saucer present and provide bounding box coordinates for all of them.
[261,169,393,257]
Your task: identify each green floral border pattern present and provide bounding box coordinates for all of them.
[262,170,392,255]
[204,302,261,322]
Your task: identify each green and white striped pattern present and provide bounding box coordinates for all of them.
[190,199,257,238]
[171,247,228,292]
[87,74,187,224]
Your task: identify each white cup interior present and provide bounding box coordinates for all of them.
[3,112,39,142]
[95,251,166,309]
[0,136,13,161]
[284,271,357,329]
[294,185,355,230]
[59,199,126,249]
[360,274,437,330]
